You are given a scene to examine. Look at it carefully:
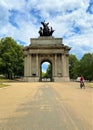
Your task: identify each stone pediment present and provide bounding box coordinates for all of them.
[30,37,62,46]
[24,37,71,51]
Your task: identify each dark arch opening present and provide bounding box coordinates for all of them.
[40,60,52,82]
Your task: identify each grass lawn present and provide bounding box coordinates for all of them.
[0,77,11,88]
[0,79,11,82]
[88,83,93,88]
[86,82,93,88]
[0,83,9,88]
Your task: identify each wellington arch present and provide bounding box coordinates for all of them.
[24,21,71,82]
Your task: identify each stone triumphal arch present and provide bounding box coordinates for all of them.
[24,21,71,82]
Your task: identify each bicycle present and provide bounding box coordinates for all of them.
[80,81,85,89]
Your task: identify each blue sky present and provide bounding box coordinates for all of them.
[42,62,49,73]
[0,0,93,60]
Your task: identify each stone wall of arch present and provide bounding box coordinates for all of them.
[24,37,71,82]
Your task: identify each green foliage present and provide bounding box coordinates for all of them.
[69,54,80,79]
[0,37,24,79]
[69,53,93,81]
[45,64,52,78]
[41,64,52,79]
[42,72,46,78]
[79,53,93,81]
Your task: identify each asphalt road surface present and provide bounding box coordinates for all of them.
[0,82,93,130]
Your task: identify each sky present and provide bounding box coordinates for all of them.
[42,62,49,73]
[0,0,93,61]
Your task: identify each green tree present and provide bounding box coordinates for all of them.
[45,64,52,78]
[0,37,24,79]
[42,72,46,78]
[69,54,80,79]
[80,53,93,81]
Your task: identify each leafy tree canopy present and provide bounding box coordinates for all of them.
[69,53,93,81]
[79,53,93,81]
[0,37,24,79]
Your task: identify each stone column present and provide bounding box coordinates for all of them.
[65,55,69,77]
[36,54,38,76]
[55,54,57,76]
[62,54,66,77]
[29,54,32,76]
[58,54,62,76]
[27,54,29,76]
[24,55,27,76]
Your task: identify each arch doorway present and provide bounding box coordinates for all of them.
[40,61,52,82]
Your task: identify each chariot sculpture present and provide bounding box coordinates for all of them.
[38,21,54,36]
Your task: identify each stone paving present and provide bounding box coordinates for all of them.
[0,82,93,130]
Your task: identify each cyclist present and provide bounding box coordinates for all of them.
[80,76,85,88]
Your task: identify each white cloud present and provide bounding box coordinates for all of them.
[0,0,26,11]
[0,0,93,58]
[0,5,9,27]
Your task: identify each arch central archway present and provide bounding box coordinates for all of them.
[40,60,52,82]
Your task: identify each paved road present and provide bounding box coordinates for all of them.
[0,82,92,130]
